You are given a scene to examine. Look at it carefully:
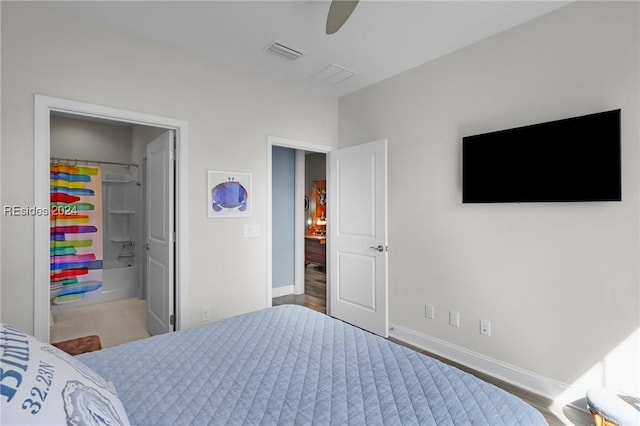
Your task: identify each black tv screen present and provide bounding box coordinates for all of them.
[462,109,621,203]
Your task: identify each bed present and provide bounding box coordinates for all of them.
[72,305,546,425]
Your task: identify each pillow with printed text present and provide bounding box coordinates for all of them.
[0,323,130,425]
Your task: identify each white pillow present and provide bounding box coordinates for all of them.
[0,323,130,425]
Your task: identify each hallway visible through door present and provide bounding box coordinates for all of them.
[271,143,327,314]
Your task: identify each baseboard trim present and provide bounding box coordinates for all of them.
[272,285,295,298]
[389,322,588,413]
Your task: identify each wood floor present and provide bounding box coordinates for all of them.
[272,265,326,313]
[272,266,593,426]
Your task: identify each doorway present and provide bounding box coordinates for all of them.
[266,136,332,314]
[33,95,188,343]
[271,148,327,313]
[48,114,161,347]
[267,136,389,337]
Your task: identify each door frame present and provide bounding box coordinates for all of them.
[266,135,332,307]
[33,95,189,342]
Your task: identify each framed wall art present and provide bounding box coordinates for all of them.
[207,170,252,218]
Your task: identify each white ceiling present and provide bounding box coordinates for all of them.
[52,1,570,98]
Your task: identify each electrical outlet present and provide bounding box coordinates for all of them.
[480,319,491,336]
[425,304,435,320]
[449,311,460,328]
[201,306,210,322]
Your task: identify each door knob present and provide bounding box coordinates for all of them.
[370,245,384,252]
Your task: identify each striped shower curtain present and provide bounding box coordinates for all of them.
[50,163,104,304]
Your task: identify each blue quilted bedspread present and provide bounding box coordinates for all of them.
[78,305,546,425]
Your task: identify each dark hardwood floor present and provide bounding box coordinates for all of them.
[272,267,592,426]
[272,265,326,314]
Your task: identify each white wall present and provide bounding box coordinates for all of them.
[339,1,639,398]
[0,2,337,331]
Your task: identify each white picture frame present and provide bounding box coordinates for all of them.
[207,170,252,218]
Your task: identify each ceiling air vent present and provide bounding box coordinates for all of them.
[266,41,306,60]
[313,64,357,84]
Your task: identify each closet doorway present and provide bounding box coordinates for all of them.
[266,136,332,314]
[33,95,188,343]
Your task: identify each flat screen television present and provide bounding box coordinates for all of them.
[462,109,621,203]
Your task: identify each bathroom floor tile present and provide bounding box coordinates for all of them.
[51,297,150,349]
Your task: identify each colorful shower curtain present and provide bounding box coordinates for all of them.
[50,163,103,304]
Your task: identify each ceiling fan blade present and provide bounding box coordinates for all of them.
[326,0,359,35]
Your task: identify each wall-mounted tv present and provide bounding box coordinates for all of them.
[462,109,621,203]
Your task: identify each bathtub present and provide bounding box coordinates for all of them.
[51,261,140,309]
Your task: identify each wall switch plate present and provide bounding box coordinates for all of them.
[201,306,210,322]
[480,319,491,336]
[425,304,435,320]
[449,311,460,328]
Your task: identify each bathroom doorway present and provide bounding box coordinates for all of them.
[48,114,169,348]
[33,95,188,344]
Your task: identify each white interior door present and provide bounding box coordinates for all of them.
[146,130,175,336]
[329,139,388,337]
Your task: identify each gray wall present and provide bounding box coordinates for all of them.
[51,115,132,165]
[272,146,296,289]
[339,1,639,397]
